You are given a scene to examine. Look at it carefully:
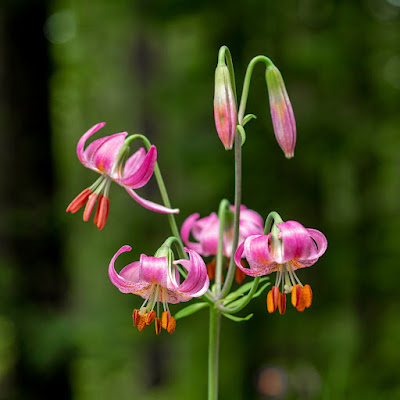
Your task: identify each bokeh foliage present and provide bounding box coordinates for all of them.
[1,0,400,399]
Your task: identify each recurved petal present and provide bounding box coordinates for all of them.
[125,188,180,214]
[294,228,328,268]
[77,122,106,167]
[180,213,204,254]
[139,254,170,288]
[174,248,209,298]
[117,145,157,188]
[277,221,317,263]
[91,132,127,174]
[236,235,280,276]
[123,148,146,177]
[108,245,149,294]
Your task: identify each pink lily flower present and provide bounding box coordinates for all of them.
[265,65,296,159]
[214,64,237,150]
[109,245,209,334]
[181,205,264,283]
[66,122,179,230]
[234,220,327,314]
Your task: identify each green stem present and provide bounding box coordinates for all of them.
[264,211,284,234]
[219,277,260,314]
[237,55,273,124]
[208,307,221,400]
[218,46,237,103]
[215,199,232,294]
[124,134,184,259]
[218,131,242,300]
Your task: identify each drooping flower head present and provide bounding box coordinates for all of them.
[265,65,296,159]
[234,218,327,314]
[181,205,264,283]
[109,244,209,334]
[66,122,178,230]
[214,63,237,150]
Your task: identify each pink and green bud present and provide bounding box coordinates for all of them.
[214,64,237,150]
[265,66,296,159]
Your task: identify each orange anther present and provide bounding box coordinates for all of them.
[155,318,161,335]
[66,188,92,213]
[278,292,286,315]
[235,267,246,284]
[133,309,140,326]
[167,316,176,334]
[137,317,146,332]
[93,194,104,226]
[291,284,302,307]
[295,284,312,312]
[83,193,98,221]
[96,196,109,230]
[266,286,279,313]
[162,311,170,330]
[145,310,156,325]
[206,258,216,280]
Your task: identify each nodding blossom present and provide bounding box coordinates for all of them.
[181,205,264,283]
[265,65,296,159]
[66,122,178,230]
[109,245,209,334]
[214,63,237,150]
[234,219,327,314]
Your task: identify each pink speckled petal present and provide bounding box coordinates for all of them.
[236,235,280,276]
[123,148,146,177]
[139,255,170,288]
[108,245,150,294]
[180,213,203,254]
[77,122,106,168]
[91,132,127,174]
[277,221,318,263]
[117,145,157,188]
[125,188,180,214]
[175,248,209,297]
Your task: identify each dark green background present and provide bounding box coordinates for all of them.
[1,0,400,399]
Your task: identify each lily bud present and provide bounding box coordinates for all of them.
[214,64,237,150]
[265,65,296,159]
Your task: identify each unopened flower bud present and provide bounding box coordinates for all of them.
[214,64,237,150]
[265,65,296,159]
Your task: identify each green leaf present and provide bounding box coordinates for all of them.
[237,125,246,146]
[222,313,254,322]
[227,281,270,309]
[242,114,257,126]
[174,302,208,320]
[223,277,269,305]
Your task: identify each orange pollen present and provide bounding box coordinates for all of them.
[162,311,170,330]
[66,188,92,213]
[93,194,104,226]
[145,310,156,325]
[296,284,312,312]
[133,309,140,326]
[266,286,280,313]
[278,292,286,315]
[291,284,302,307]
[167,316,176,334]
[155,318,162,335]
[137,317,146,332]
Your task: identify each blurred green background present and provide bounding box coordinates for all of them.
[1,0,400,399]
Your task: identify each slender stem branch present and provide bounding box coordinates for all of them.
[215,199,232,294]
[218,131,242,300]
[218,46,237,103]
[208,307,221,400]
[237,55,273,124]
[125,134,184,259]
[219,277,260,314]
